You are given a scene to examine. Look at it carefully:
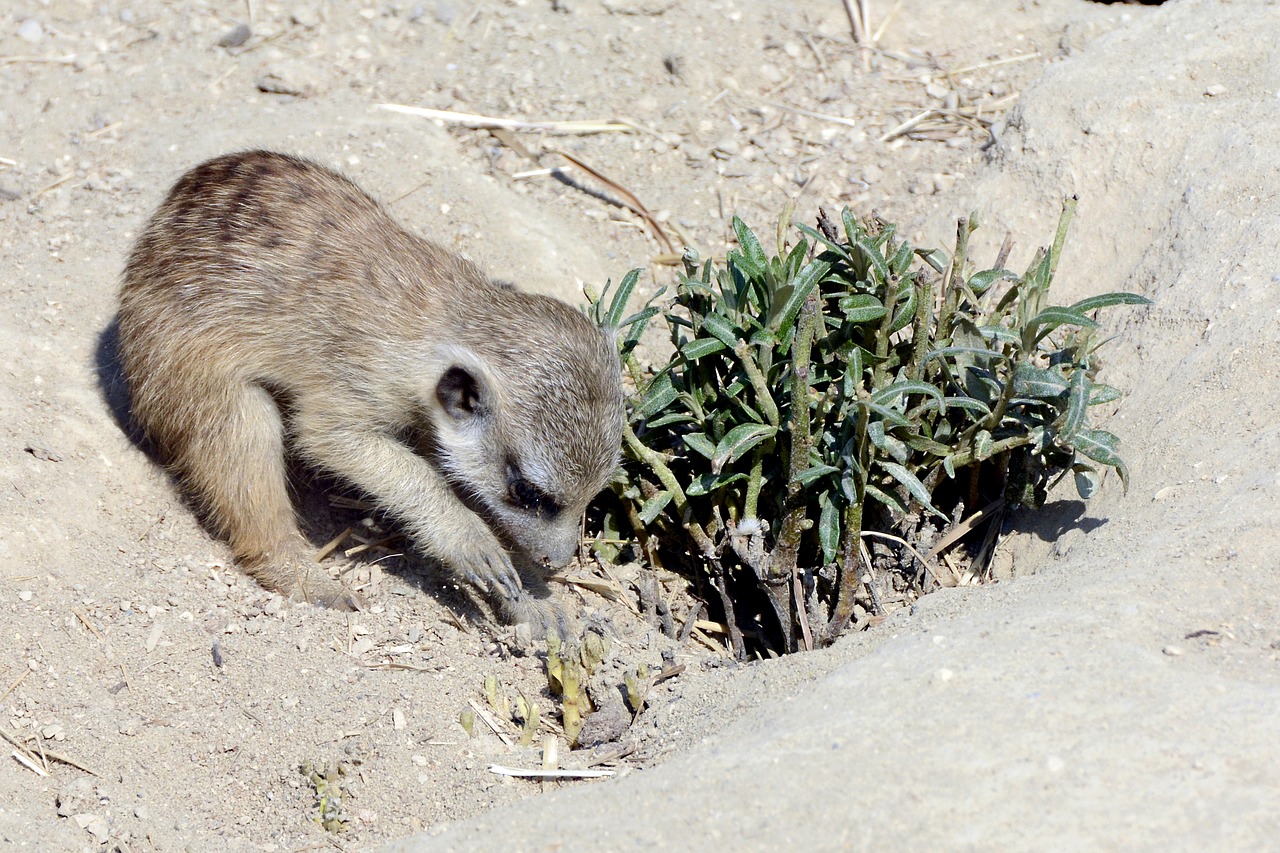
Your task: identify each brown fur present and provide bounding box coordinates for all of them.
[117,150,624,629]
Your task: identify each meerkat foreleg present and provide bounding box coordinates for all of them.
[290,424,522,600]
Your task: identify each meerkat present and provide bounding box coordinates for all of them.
[116,150,625,631]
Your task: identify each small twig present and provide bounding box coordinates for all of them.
[314,527,353,562]
[926,499,1005,560]
[466,699,514,747]
[0,668,30,706]
[488,764,613,779]
[0,727,99,776]
[550,149,675,252]
[0,54,76,65]
[879,108,937,143]
[71,608,104,642]
[677,601,704,646]
[10,748,47,777]
[376,103,632,134]
[862,531,956,586]
[949,52,1041,76]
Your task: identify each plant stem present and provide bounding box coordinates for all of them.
[934,213,975,357]
[735,341,780,427]
[871,277,900,388]
[942,433,1032,471]
[744,445,765,520]
[772,292,819,583]
[906,275,932,383]
[622,423,716,557]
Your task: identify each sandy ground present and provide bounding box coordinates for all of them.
[3,0,1278,851]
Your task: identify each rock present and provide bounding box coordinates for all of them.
[575,695,631,748]
[217,22,251,48]
[255,61,324,98]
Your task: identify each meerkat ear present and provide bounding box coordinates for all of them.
[436,364,492,421]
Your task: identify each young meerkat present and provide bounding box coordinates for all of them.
[117,150,625,631]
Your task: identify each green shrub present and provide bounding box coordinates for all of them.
[589,200,1148,656]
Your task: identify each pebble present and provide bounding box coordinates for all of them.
[218,23,251,48]
[1162,644,1184,657]
[17,19,43,43]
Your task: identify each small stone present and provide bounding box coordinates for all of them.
[255,61,323,97]
[17,19,44,43]
[393,709,407,730]
[1162,645,1184,657]
[931,668,955,686]
[1204,84,1228,97]
[218,22,251,48]
[18,590,33,602]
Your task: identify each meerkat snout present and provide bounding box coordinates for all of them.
[116,149,624,632]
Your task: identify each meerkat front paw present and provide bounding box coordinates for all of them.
[445,521,522,599]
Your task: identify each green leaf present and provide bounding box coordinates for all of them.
[644,412,696,429]
[864,481,908,516]
[888,240,914,276]
[877,461,947,519]
[1029,307,1099,345]
[732,216,768,276]
[868,421,909,464]
[889,281,917,334]
[1014,363,1069,398]
[1072,464,1100,499]
[618,305,660,335]
[794,222,846,255]
[872,379,946,410]
[926,346,1008,362]
[1068,292,1151,313]
[837,293,888,323]
[602,268,643,328]
[860,400,913,429]
[916,247,948,273]
[795,464,840,486]
[1059,368,1090,443]
[711,423,777,472]
[817,492,840,565]
[943,397,991,417]
[686,471,749,496]
[699,313,741,347]
[967,268,1018,295]
[681,337,728,360]
[682,432,716,460]
[979,325,1020,345]
[634,373,678,419]
[973,429,994,461]
[903,434,952,457]
[1073,427,1123,468]
[1089,384,1123,405]
[638,490,673,524]
[770,258,830,339]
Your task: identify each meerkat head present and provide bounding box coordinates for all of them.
[427,306,625,569]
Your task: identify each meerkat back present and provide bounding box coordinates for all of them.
[117,150,624,628]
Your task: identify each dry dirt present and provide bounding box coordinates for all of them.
[3,1,1278,851]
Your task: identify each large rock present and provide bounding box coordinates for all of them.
[386,2,1280,850]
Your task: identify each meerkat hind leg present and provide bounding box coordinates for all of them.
[171,380,360,610]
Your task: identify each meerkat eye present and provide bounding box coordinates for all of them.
[505,467,561,518]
